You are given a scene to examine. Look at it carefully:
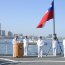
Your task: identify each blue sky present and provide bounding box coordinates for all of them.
[0,0,65,37]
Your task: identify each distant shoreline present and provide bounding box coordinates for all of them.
[0,36,14,39]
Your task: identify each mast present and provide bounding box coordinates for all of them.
[53,0,56,39]
[53,0,63,54]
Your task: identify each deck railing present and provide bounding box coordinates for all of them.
[0,39,63,56]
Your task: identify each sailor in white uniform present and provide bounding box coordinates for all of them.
[12,36,19,44]
[52,37,57,56]
[23,36,29,56]
[37,36,44,58]
[63,39,65,57]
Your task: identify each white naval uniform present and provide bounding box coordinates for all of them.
[12,39,17,44]
[12,37,20,44]
[63,39,65,57]
[23,38,29,56]
[52,40,57,56]
[37,39,44,58]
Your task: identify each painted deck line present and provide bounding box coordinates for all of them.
[0,57,65,63]
[0,58,19,65]
[0,58,17,62]
[16,60,65,63]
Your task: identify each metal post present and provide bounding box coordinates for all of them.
[5,40,8,55]
[53,0,62,54]
[0,44,2,54]
[53,0,56,38]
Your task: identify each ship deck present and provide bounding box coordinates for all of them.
[0,55,65,65]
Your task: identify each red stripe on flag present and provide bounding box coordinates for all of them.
[36,1,54,28]
[37,11,53,28]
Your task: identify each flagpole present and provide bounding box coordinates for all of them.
[53,0,56,39]
[53,0,63,54]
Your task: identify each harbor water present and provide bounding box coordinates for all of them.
[0,39,63,56]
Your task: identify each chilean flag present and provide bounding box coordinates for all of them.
[37,1,54,28]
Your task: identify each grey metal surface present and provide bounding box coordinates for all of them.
[0,56,65,65]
